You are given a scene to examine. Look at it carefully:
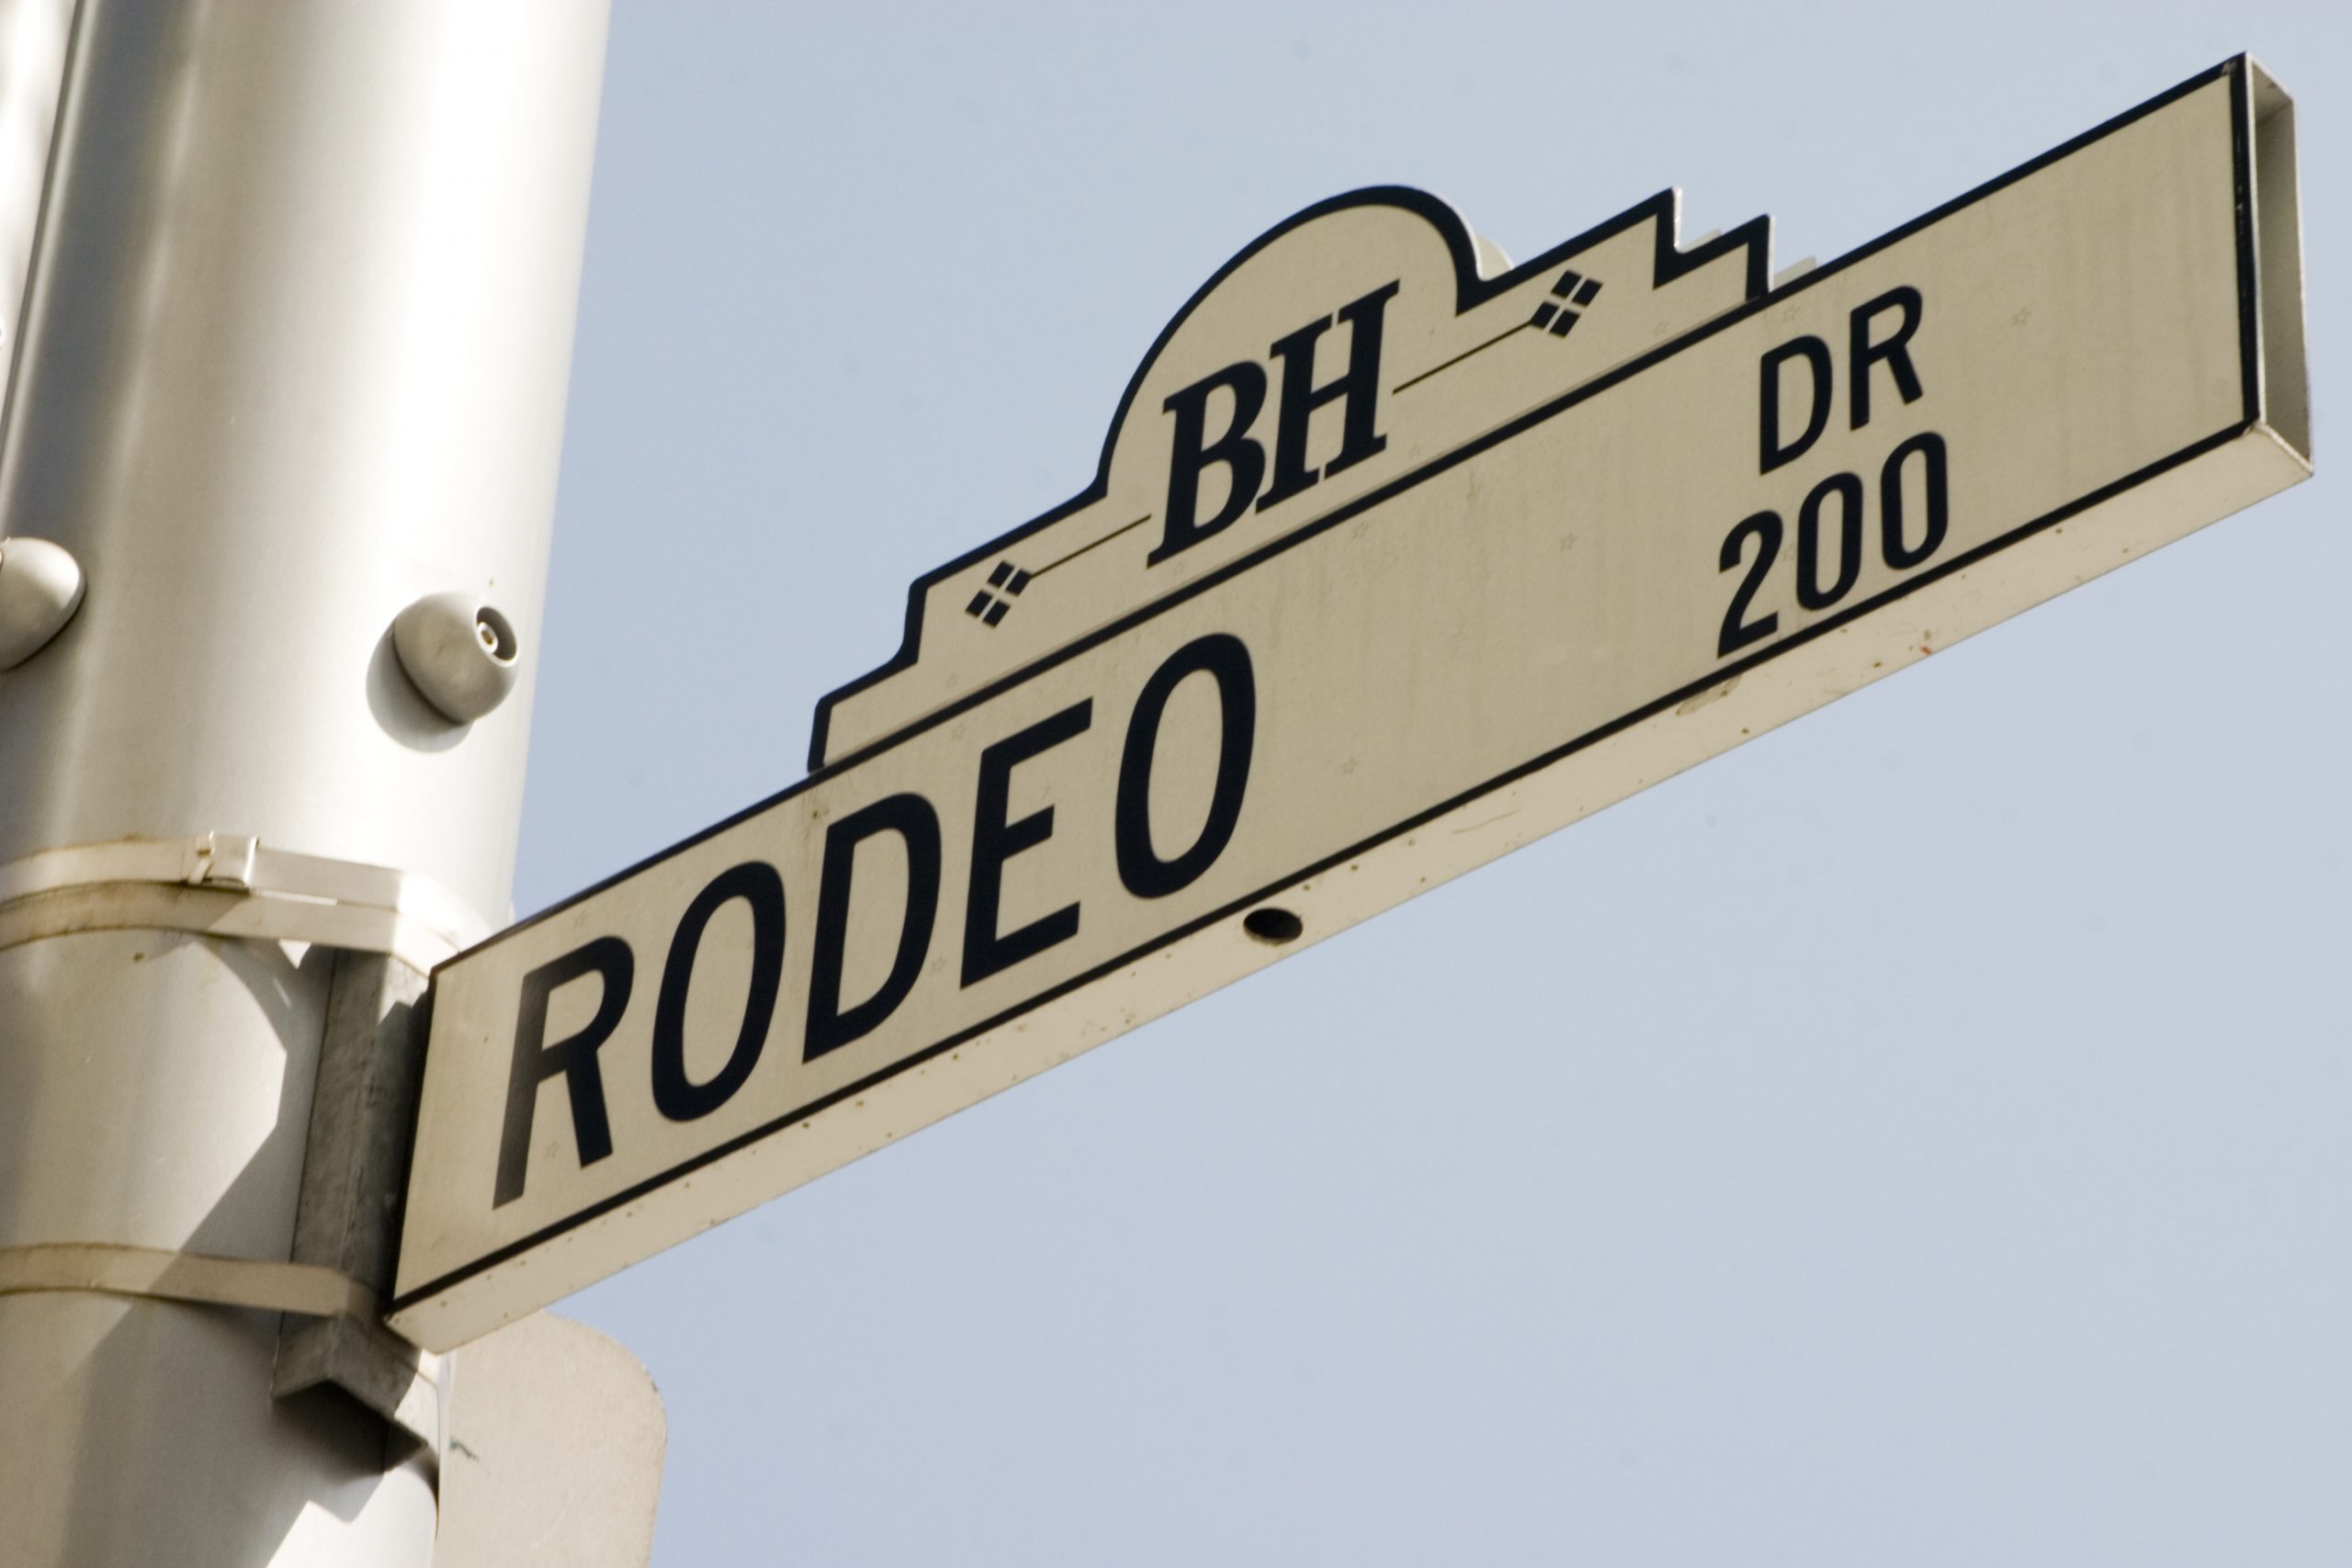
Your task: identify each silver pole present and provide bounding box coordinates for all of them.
[0,3,608,1564]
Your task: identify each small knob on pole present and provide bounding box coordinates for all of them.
[0,536,86,671]
[391,592,522,725]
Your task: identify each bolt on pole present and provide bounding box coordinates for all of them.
[0,3,608,1565]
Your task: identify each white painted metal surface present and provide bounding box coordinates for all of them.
[0,2,609,1563]
[392,61,2306,1354]
[433,1314,665,1568]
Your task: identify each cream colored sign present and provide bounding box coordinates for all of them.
[392,60,2307,1353]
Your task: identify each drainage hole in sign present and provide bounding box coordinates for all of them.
[1243,908,1304,945]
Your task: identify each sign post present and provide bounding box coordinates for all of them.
[392,59,2306,1354]
[0,5,607,1564]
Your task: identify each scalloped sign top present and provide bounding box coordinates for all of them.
[810,187,1770,770]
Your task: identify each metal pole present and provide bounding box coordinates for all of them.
[0,3,608,1564]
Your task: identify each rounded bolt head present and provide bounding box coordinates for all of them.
[391,592,522,724]
[0,536,87,671]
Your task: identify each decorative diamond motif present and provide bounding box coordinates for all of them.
[1529,268,1602,338]
[964,559,1034,627]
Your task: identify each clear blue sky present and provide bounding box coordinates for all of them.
[535,4,2348,1562]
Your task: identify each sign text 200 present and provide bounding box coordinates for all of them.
[1718,285,1951,658]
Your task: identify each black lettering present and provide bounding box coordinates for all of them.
[1258,281,1399,511]
[1849,285,1925,430]
[1116,633,1257,898]
[1717,511,1782,658]
[1759,335,1834,473]
[1795,471,1864,611]
[805,794,942,1060]
[1153,363,1267,564]
[962,702,1091,987]
[495,936,633,1208]
[1880,431,1949,570]
[650,863,785,1119]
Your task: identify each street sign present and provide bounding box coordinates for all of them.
[390,59,2306,1353]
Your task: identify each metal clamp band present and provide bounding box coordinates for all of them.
[0,1241,375,1319]
[0,833,493,973]
[1,1240,447,1454]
